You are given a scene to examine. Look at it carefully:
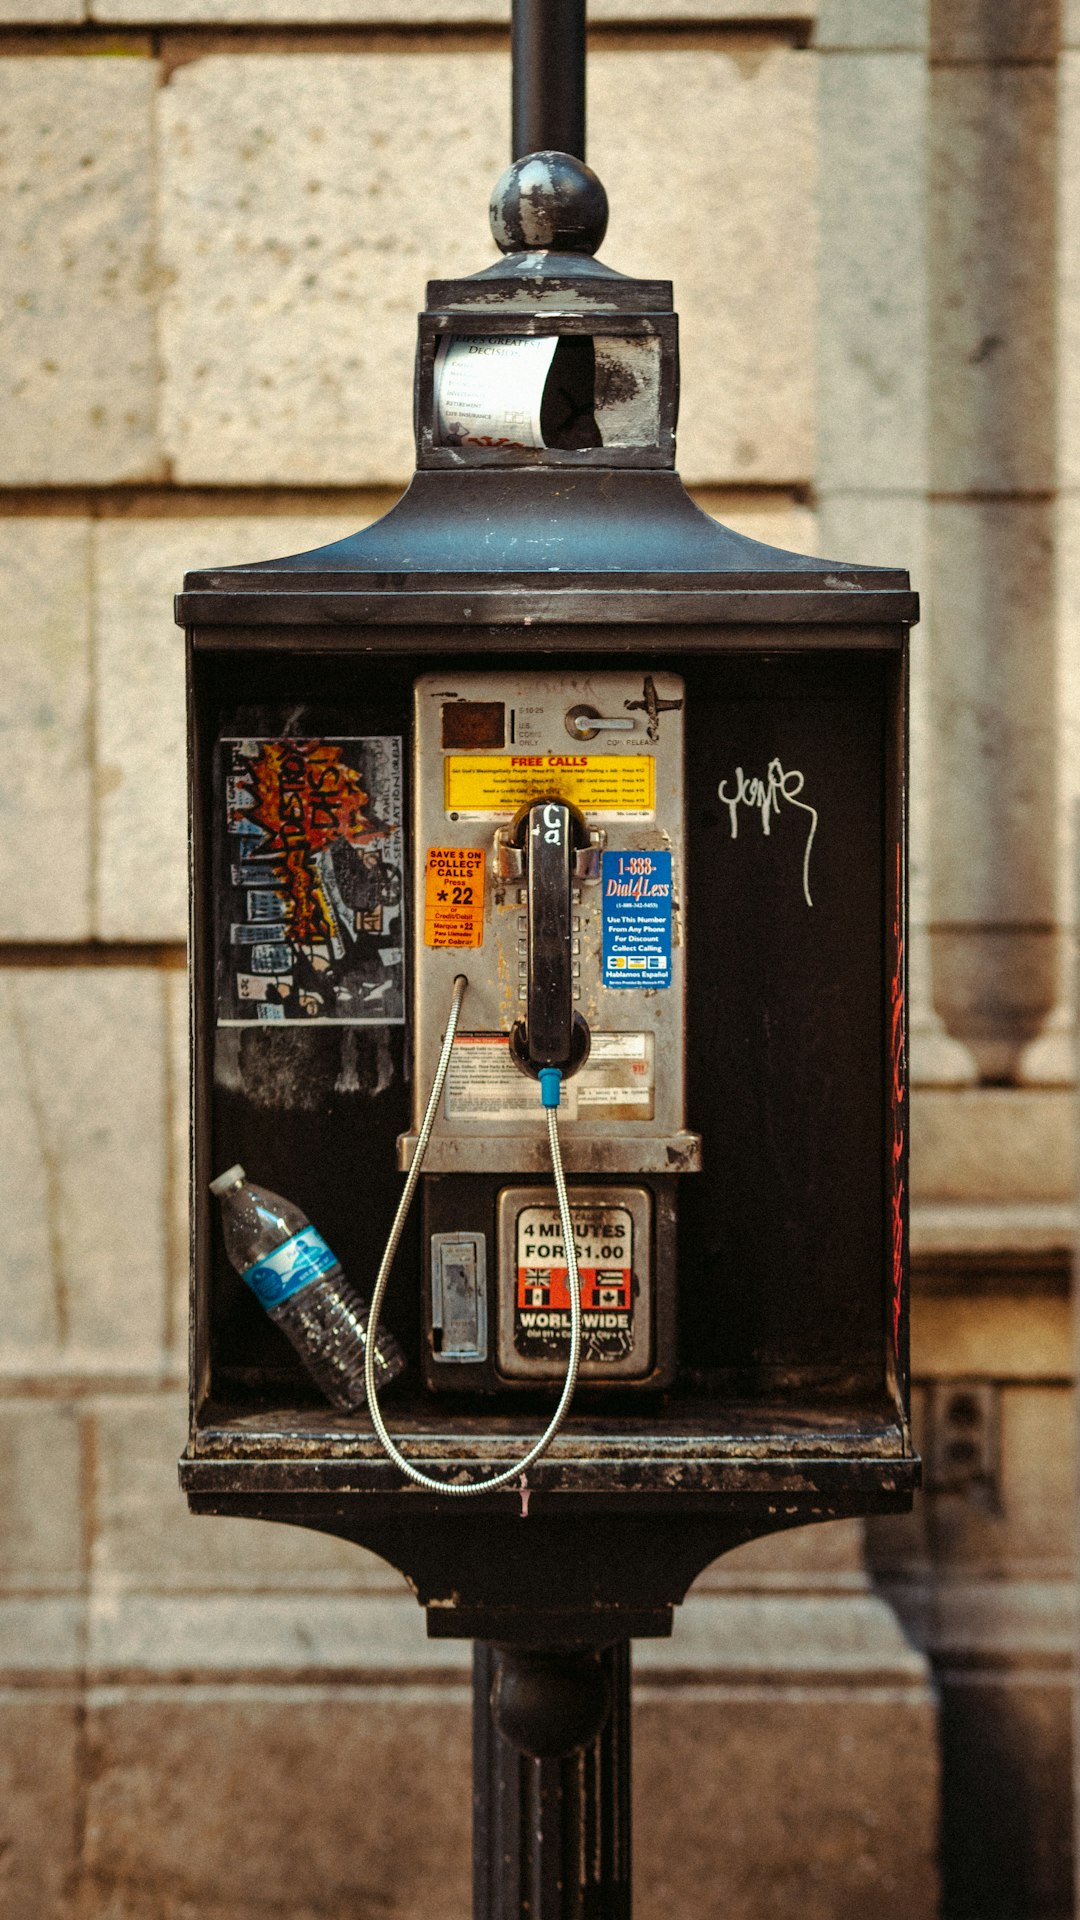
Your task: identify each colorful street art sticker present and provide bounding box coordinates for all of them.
[217,736,405,1026]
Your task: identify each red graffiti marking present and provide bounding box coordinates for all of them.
[889,842,906,1357]
[249,742,374,945]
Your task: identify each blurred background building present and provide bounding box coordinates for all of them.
[0,0,1073,1914]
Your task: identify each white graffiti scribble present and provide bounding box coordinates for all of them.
[717,759,819,908]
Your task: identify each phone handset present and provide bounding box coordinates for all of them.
[509,798,591,1080]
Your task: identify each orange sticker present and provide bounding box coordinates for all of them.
[424,847,485,948]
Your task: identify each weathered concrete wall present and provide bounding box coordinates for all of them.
[0,0,1072,1913]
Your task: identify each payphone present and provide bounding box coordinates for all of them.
[407,668,694,1398]
[178,136,919,1646]
[176,19,923,1908]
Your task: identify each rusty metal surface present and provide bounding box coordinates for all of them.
[415,315,678,472]
[510,2,587,163]
[175,1495,914,1645]
[474,1639,631,1920]
[180,594,916,631]
[177,470,916,613]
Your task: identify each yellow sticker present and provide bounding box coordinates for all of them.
[444,755,655,817]
[424,847,485,948]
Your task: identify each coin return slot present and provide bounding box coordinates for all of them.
[430,1234,488,1363]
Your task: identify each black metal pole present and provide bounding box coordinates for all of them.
[473,1640,631,1919]
[511,0,587,161]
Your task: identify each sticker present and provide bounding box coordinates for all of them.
[443,1032,654,1123]
[585,1031,649,1061]
[424,847,485,948]
[441,701,505,750]
[236,971,294,1002]
[514,1200,635,1364]
[231,922,289,945]
[249,943,294,975]
[216,736,405,1026]
[576,1085,651,1107]
[242,1224,339,1309]
[601,850,672,989]
[574,1030,655,1119]
[444,755,655,820]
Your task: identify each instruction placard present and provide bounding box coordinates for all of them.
[443,1031,654,1123]
[424,847,485,948]
[601,850,673,989]
[444,1035,563,1122]
[514,1199,635,1364]
[445,755,655,819]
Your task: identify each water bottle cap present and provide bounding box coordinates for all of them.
[209,1164,246,1196]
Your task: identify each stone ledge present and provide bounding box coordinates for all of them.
[0,1351,183,1383]
[87,0,816,18]
[85,1589,464,1676]
[911,1201,1075,1263]
[911,1289,1072,1378]
[911,1087,1075,1207]
[879,1576,1076,1668]
[0,1588,934,1687]
[0,1596,84,1672]
[637,1592,929,1684]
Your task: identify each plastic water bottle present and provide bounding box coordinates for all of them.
[209,1166,405,1411]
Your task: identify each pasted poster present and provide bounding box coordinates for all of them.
[217,736,405,1025]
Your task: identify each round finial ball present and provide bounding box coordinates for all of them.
[489,151,609,256]
[491,1649,612,1759]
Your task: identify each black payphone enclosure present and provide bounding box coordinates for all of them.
[176,236,919,1647]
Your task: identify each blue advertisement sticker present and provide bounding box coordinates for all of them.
[601,851,673,989]
[243,1224,339,1309]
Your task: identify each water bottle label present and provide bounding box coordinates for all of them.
[243,1226,339,1308]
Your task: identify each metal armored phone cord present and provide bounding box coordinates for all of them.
[363,973,583,1495]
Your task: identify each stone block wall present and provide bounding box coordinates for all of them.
[0,0,1073,1914]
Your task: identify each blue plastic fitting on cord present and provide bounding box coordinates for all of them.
[538,1067,563,1109]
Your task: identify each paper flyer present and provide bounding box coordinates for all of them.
[434,334,558,449]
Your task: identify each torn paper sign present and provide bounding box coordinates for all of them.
[434,334,558,449]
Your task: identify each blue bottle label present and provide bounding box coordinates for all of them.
[243,1224,339,1309]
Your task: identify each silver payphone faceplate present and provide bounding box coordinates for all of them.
[400,670,699,1175]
